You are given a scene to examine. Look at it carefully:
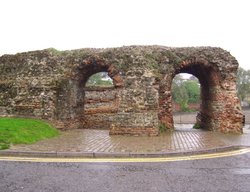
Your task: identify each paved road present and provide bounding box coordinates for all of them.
[1,152,250,192]
[173,109,250,124]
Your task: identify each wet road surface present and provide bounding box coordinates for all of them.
[1,152,250,192]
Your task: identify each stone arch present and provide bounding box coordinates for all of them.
[54,56,124,130]
[77,57,124,127]
[82,74,123,130]
[175,58,222,130]
[159,56,243,133]
[79,59,123,88]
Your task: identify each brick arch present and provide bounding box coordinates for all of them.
[178,58,222,86]
[159,56,243,133]
[53,57,124,130]
[67,57,124,129]
[74,57,124,88]
[175,59,222,130]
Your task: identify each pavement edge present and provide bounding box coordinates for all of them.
[0,145,250,158]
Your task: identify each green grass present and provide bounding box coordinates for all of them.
[0,118,59,150]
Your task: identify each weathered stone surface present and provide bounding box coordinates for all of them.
[0,46,244,135]
[83,87,119,130]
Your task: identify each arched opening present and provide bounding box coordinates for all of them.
[158,59,222,132]
[82,70,123,130]
[85,72,113,88]
[176,61,222,131]
[172,73,201,130]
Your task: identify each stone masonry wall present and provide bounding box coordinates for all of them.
[109,68,159,136]
[83,87,119,130]
[0,46,244,135]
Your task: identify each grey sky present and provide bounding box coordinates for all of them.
[1,0,249,69]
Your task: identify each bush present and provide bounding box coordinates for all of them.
[159,123,167,133]
[193,123,201,129]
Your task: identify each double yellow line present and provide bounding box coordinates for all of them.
[0,148,249,163]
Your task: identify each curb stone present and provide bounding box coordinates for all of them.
[0,145,249,158]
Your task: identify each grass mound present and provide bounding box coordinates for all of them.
[0,118,59,150]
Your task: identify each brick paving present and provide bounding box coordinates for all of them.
[3,111,250,156]
[5,126,250,155]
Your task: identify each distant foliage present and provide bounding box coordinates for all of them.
[172,74,200,111]
[86,72,113,87]
[237,67,250,102]
[184,80,200,103]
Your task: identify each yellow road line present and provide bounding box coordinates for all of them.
[0,148,250,163]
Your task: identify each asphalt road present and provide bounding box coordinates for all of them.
[1,153,250,192]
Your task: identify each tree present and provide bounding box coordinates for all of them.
[236,67,250,101]
[172,75,189,111]
[172,74,200,111]
[183,80,200,103]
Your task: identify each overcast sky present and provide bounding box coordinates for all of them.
[1,0,249,69]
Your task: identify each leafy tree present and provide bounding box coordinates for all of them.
[172,74,200,111]
[236,67,250,101]
[183,80,200,103]
[86,72,113,87]
[172,75,189,111]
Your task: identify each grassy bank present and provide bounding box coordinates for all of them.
[0,118,59,150]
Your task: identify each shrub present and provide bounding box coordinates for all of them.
[193,123,201,129]
[159,123,167,133]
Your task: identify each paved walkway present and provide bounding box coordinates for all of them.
[1,125,250,157]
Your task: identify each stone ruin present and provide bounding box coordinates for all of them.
[0,46,244,135]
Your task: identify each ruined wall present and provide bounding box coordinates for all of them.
[0,46,244,135]
[110,68,159,136]
[0,50,64,119]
